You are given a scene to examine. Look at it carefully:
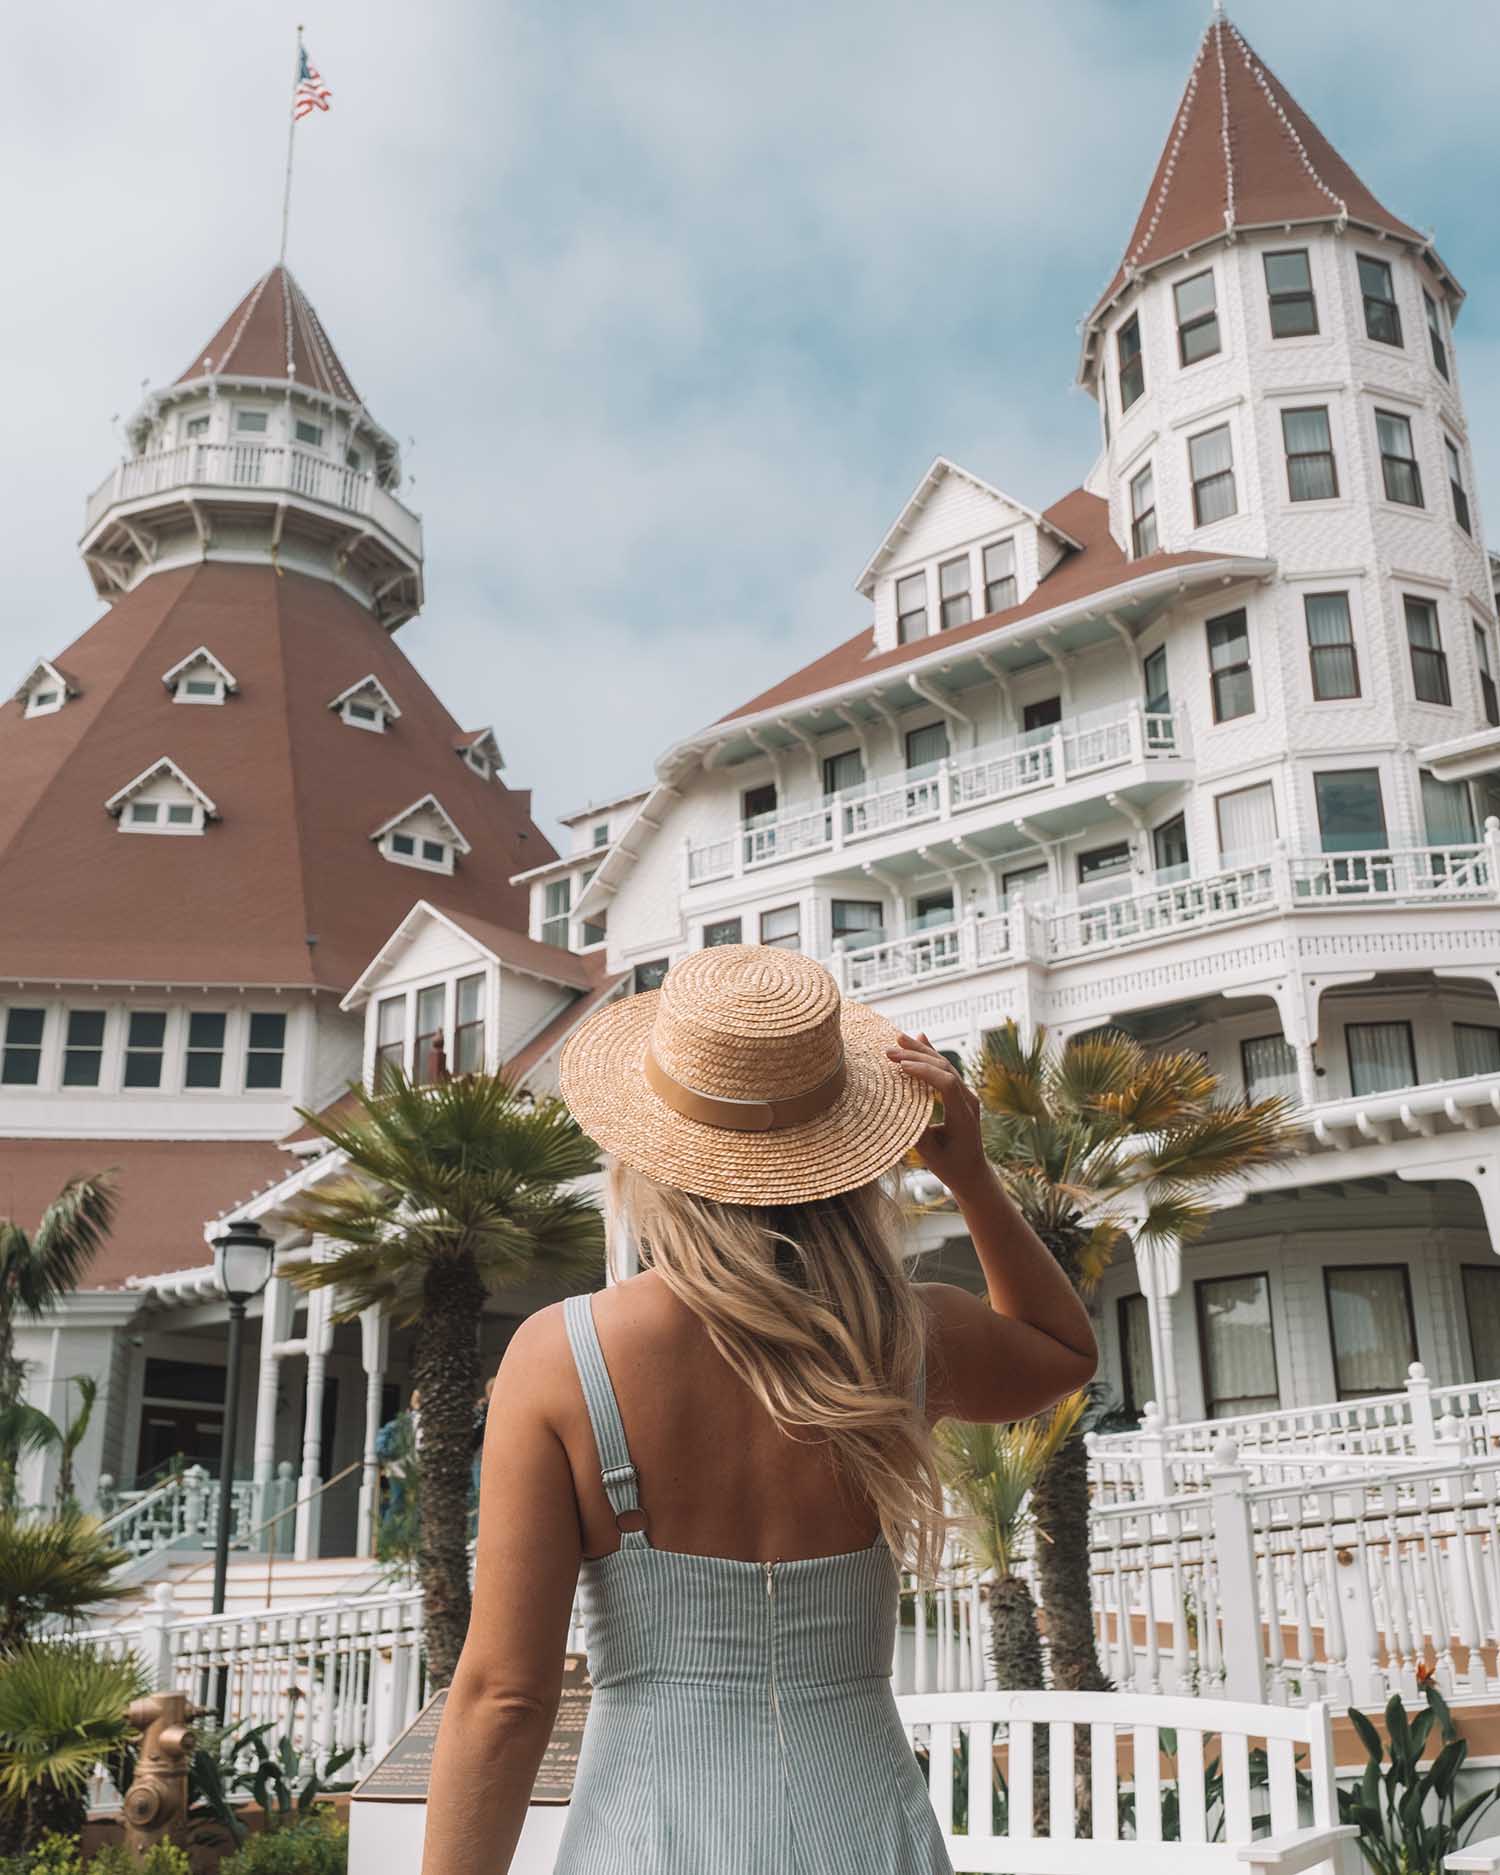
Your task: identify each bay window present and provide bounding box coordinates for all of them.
[896,573,927,643]
[1305,592,1359,700]
[983,539,1017,612]
[1174,270,1220,365]
[1264,248,1317,336]
[1377,410,1423,507]
[1358,256,1402,346]
[1117,314,1144,411]
[1206,608,1253,721]
[1282,406,1338,501]
[1405,596,1450,705]
[939,557,972,631]
[1424,290,1449,379]
[1130,464,1158,557]
[1189,425,1237,525]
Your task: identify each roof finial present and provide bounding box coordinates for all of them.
[1212,0,1224,14]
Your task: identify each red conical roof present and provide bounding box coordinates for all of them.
[176,266,360,401]
[1088,13,1436,328]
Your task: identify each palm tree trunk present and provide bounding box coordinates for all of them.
[413,1254,486,1690]
[987,1573,1049,1831]
[1031,1425,1107,1692]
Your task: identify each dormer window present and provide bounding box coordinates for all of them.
[105,758,217,835]
[329,675,401,733]
[983,540,1018,611]
[372,795,470,875]
[235,408,269,434]
[162,647,236,705]
[939,557,972,631]
[456,728,502,779]
[592,823,610,849]
[15,660,76,719]
[896,574,927,644]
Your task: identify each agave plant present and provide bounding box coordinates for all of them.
[0,1641,146,1850]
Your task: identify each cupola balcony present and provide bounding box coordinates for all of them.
[79,438,424,627]
[684,699,1189,889]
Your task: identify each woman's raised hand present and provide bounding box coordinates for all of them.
[886,1032,991,1199]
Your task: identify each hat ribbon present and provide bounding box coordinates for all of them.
[643,1046,847,1134]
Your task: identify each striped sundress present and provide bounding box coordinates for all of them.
[553,1291,952,1874]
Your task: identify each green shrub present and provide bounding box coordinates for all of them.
[91,1843,191,1875]
[218,1810,348,1875]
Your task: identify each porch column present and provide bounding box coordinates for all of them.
[357,1306,389,1559]
[251,1273,294,1527]
[1132,1233,1184,1424]
[294,1246,337,1559]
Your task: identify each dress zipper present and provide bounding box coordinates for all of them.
[764,1560,786,1758]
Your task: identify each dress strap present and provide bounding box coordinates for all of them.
[563,1293,648,1547]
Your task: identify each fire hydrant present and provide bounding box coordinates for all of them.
[122,1692,199,1856]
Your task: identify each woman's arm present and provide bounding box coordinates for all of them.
[888,1032,1098,1423]
[421,1309,582,1875]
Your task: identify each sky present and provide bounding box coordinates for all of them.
[4,1,1497,838]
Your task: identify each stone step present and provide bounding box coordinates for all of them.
[107,1556,388,1623]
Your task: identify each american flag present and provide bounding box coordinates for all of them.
[293,46,332,121]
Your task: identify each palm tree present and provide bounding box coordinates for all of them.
[0,1510,129,1652]
[972,1021,1297,1694]
[0,1641,146,1850]
[0,1176,115,1512]
[282,1071,605,1689]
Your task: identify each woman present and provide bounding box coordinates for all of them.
[422,946,1095,1875]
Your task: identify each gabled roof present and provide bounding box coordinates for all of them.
[0,564,554,989]
[340,899,599,1011]
[369,793,471,855]
[13,659,77,705]
[162,645,238,693]
[1085,12,1453,334]
[329,673,402,719]
[176,265,360,400]
[104,756,218,820]
[456,727,502,767]
[855,457,1083,596]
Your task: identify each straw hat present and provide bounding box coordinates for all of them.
[558,945,933,1206]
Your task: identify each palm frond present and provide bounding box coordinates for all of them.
[13,1175,116,1312]
[0,1641,146,1804]
[0,1513,130,1642]
[1049,1033,1144,1116]
[937,1391,1090,1578]
[1136,1098,1300,1189]
[1094,1048,1218,1131]
[0,1407,62,1465]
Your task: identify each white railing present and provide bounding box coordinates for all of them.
[97,1468,278,1559]
[684,702,1185,886]
[84,442,422,558]
[834,911,1023,995]
[1045,858,1278,958]
[1290,842,1495,902]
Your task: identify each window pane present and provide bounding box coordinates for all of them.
[1143,646,1170,716]
[1346,1022,1416,1097]
[1377,410,1414,458]
[1464,1266,1500,1380]
[1198,1274,1279,1417]
[905,722,949,772]
[983,540,1015,582]
[1314,769,1386,853]
[939,557,971,630]
[1152,813,1188,876]
[823,749,864,796]
[1421,770,1477,845]
[1216,782,1277,864]
[544,880,571,918]
[1022,696,1062,735]
[1456,1026,1500,1079]
[1404,597,1439,650]
[1326,1267,1415,1398]
[742,783,777,822]
[759,907,800,950]
[1130,465,1154,519]
[1305,592,1358,699]
[1242,1035,1298,1103]
[377,996,404,1046]
[1174,271,1216,321]
[1077,842,1132,887]
[633,959,669,992]
[246,1012,287,1089]
[124,1010,165,1088]
[62,1009,105,1088]
[1190,426,1233,479]
[1,1007,45,1086]
[1119,1294,1154,1416]
[832,899,884,939]
[1117,316,1144,409]
[896,573,927,640]
[1287,452,1337,502]
[184,1011,226,1090]
[1265,250,1311,295]
[456,975,484,1026]
[703,917,742,947]
[1002,864,1049,903]
[1282,407,1331,455]
[235,409,269,433]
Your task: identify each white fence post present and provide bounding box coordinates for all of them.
[137,1583,179,1691]
[1407,1363,1435,1454]
[1208,1438,1265,1703]
[1137,1405,1170,1501]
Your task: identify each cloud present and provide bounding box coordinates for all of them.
[3,0,1496,832]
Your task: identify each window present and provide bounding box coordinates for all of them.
[1189,425,1236,525]
[1445,437,1472,534]
[905,722,948,773]
[1118,1294,1153,1418]
[235,408,269,434]
[1346,1021,1416,1097]
[742,783,777,823]
[1242,1035,1298,1104]
[1206,609,1253,721]
[581,911,607,947]
[1405,596,1450,705]
[454,975,485,1075]
[1314,769,1386,854]
[1456,1025,1500,1079]
[123,1011,166,1089]
[62,1010,105,1088]
[1174,270,1220,365]
[374,997,405,1085]
[1421,769,1476,846]
[1022,697,1061,736]
[184,414,210,440]
[832,900,884,946]
[1326,1266,1416,1398]
[542,880,571,949]
[25,688,61,717]
[1117,314,1144,411]
[983,540,1017,612]
[294,420,323,446]
[414,986,446,1085]
[896,573,927,643]
[420,839,446,865]
[703,917,742,947]
[246,1013,286,1089]
[1076,842,1132,892]
[1305,593,1359,700]
[759,906,800,951]
[822,749,864,798]
[1264,249,1317,337]
[1196,1274,1279,1417]
[1464,1267,1500,1380]
[1215,781,1277,865]
[348,701,382,729]
[912,890,954,930]
[181,678,220,701]
[346,447,366,473]
[1377,410,1423,507]
[1129,464,1158,557]
[1002,863,1048,903]
[1142,645,1170,717]
[633,959,670,992]
[1358,256,1402,346]
[1475,624,1499,727]
[1424,290,1449,379]
[1152,813,1188,878]
[1282,407,1338,501]
[592,823,610,849]
[184,1012,225,1090]
[1,1009,44,1086]
[939,557,972,631]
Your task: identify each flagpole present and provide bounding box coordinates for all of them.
[278,24,304,267]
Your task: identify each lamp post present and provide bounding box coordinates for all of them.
[208,1221,274,1621]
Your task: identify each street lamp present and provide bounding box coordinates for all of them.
[209,1221,274,1622]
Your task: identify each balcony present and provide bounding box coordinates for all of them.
[83,440,424,561]
[685,701,1185,887]
[826,838,1499,994]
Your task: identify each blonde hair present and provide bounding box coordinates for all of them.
[612,1163,948,1579]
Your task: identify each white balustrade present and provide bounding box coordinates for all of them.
[97,1469,266,1559]
[1289,843,1494,903]
[85,441,422,557]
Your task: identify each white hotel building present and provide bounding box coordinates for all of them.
[519,13,1500,1436]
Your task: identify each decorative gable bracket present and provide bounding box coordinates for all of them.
[161,645,238,704]
[370,793,471,875]
[105,757,219,835]
[329,674,401,733]
[14,659,78,719]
